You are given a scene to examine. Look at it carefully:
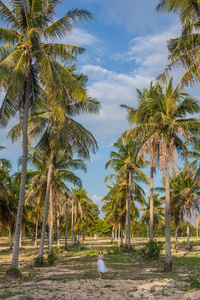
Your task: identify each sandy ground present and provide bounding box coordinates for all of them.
[1,277,200,299]
[1,238,200,299]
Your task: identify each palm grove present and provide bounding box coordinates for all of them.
[102,0,200,271]
[0,0,199,276]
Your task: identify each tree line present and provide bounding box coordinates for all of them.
[102,0,200,272]
[0,0,200,276]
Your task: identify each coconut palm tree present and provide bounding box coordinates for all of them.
[123,79,200,270]
[8,77,99,260]
[170,163,200,249]
[51,151,86,251]
[0,0,94,272]
[156,0,200,88]
[102,182,124,245]
[71,187,96,244]
[105,139,148,248]
[0,158,16,249]
[140,193,165,236]
[27,146,85,257]
[121,82,160,241]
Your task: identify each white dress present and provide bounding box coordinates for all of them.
[98,255,107,273]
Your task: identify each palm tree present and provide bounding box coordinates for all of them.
[170,163,200,249]
[102,183,124,245]
[72,187,96,244]
[156,0,200,88]
[50,151,86,251]
[26,189,44,246]
[0,0,94,272]
[27,146,85,257]
[0,158,16,249]
[105,139,148,248]
[121,82,160,241]
[140,193,165,237]
[123,79,200,270]
[8,77,99,260]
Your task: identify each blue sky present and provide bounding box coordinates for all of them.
[1,0,200,218]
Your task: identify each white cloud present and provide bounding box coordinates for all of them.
[53,28,104,57]
[91,194,103,203]
[64,28,101,47]
[75,64,152,139]
[75,23,189,141]
[112,23,181,77]
[89,153,104,163]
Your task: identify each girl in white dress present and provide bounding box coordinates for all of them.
[97,250,107,278]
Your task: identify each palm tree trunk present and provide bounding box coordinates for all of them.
[186,212,190,249]
[83,229,86,241]
[22,225,25,244]
[128,170,131,248]
[115,227,117,241]
[111,226,114,244]
[57,204,60,248]
[118,223,121,247]
[150,149,154,241]
[48,184,53,257]
[19,228,22,248]
[11,58,32,270]
[65,199,68,250]
[121,226,123,246]
[125,186,129,248]
[132,173,136,243]
[71,200,74,246]
[175,226,178,245]
[35,219,38,246]
[164,149,173,271]
[74,234,77,245]
[38,148,55,258]
[77,232,79,244]
[195,212,199,242]
[9,227,13,250]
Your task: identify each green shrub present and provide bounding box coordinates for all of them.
[113,241,118,245]
[141,240,163,260]
[34,251,57,267]
[34,257,45,267]
[47,252,57,265]
[54,246,62,254]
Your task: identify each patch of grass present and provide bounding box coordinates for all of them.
[21,295,34,300]
[150,286,155,293]
[1,290,24,299]
[186,276,200,290]
[131,286,138,292]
